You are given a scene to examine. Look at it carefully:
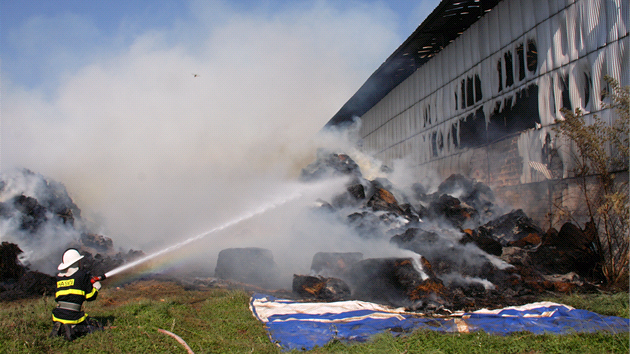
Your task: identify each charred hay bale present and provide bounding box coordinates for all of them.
[310,252,363,277]
[0,270,55,301]
[530,242,601,280]
[531,222,601,279]
[347,211,404,239]
[80,233,114,253]
[292,275,351,301]
[0,242,25,281]
[411,182,428,201]
[437,174,495,214]
[331,180,366,208]
[80,252,122,276]
[0,271,56,301]
[391,228,508,282]
[367,187,402,213]
[346,182,366,200]
[214,247,280,289]
[11,195,48,233]
[344,257,429,307]
[460,229,503,256]
[508,233,542,248]
[476,209,543,246]
[300,152,362,181]
[427,194,477,228]
[549,222,598,250]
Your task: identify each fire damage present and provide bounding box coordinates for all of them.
[215,152,605,313]
[0,169,143,301]
[0,161,606,314]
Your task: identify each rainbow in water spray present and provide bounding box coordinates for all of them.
[103,179,341,278]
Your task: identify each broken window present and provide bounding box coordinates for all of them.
[497,59,503,92]
[487,84,541,141]
[451,122,458,148]
[516,44,525,81]
[467,77,474,107]
[475,74,483,102]
[461,79,466,108]
[459,108,486,148]
[431,131,438,157]
[504,51,514,87]
[583,73,591,108]
[526,39,537,72]
[560,75,571,111]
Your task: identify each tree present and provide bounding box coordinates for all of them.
[554,75,629,285]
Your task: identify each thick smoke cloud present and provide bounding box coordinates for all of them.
[2,0,400,262]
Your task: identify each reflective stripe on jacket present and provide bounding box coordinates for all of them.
[52,269,98,324]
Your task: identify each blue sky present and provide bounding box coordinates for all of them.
[1,0,441,248]
[2,0,439,91]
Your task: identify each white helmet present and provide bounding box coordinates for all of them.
[58,248,84,270]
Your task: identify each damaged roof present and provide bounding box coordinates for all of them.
[325,0,501,128]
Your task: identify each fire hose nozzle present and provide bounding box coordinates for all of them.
[90,275,106,284]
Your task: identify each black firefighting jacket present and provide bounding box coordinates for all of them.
[52,269,98,324]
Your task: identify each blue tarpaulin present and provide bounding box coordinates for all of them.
[250,293,630,351]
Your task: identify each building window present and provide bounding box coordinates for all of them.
[583,73,591,108]
[561,75,571,111]
[526,39,537,72]
[467,77,474,107]
[497,59,503,92]
[451,122,458,148]
[475,74,483,102]
[461,80,466,109]
[516,44,526,81]
[504,51,514,87]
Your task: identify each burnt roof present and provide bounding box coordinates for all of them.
[325,0,501,127]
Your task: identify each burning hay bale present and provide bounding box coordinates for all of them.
[0,169,145,297]
[529,222,601,279]
[79,233,114,253]
[300,151,363,181]
[292,275,351,301]
[214,247,280,289]
[460,228,503,256]
[294,153,608,311]
[475,209,544,247]
[0,242,55,301]
[426,194,477,228]
[436,174,495,217]
[342,257,448,310]
[0,242,25,281]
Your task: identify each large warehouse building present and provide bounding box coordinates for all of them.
[325,0,628,227]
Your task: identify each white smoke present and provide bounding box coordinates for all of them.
[0,169,83,272]
[1,1,400,257]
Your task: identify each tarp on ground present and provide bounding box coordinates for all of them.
[250,293,630,351]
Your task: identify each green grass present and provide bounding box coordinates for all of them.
[543,292,629,318]
[0,281,627,353]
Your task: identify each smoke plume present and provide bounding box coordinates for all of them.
[2,1,400,264]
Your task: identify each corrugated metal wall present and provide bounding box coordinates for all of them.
[359,0,628,184]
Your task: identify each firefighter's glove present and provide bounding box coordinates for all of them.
[93,281,101,290]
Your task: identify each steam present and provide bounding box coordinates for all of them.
[0,169,83,272]
[2,1,400,256]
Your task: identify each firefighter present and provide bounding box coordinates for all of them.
[49,248,103,341]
